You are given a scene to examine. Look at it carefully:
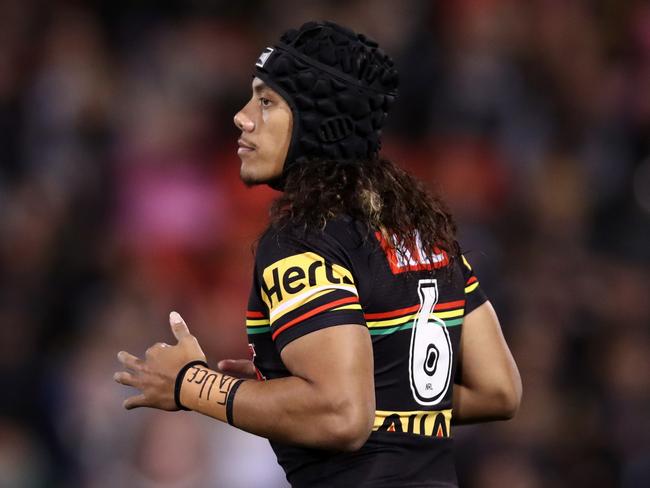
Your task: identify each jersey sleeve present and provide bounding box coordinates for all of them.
[253,228,367,351]
[246,271,271,336]
[461,255,488,315]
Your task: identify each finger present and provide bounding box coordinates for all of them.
[123,394,148,410]
[169,311,191,341]
[217,359,257,378]
[113,371,138,387]
[145,342,169,359]
[117,351,144,371]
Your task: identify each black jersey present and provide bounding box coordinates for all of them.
[246,217,487,488]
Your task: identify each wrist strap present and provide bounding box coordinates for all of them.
[174,360,208,410]
[226,379,244,426]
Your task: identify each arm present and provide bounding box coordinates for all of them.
[452,301,522,424]
[115,312,375,452]
[222,323,375,450]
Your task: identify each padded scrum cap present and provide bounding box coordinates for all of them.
[254,21,399,189]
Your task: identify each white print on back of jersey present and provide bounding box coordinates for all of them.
[377,231,449,274]
[394,232,447,268]
[408,279,453,405]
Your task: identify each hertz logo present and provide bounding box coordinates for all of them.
[261,253,355,312]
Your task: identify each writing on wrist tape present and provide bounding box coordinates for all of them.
[174,360,208,410]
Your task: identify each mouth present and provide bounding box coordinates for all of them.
[237,139,256,155]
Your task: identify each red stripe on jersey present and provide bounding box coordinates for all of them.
[364,300,466,319]
[364,304,420,320]
[246,311,265,318]
[465,276,478,286]
[271,296,359,341]
[434,300,466,311]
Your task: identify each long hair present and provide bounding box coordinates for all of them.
[269,158,460,263]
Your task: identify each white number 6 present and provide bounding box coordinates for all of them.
[408,279,453,405]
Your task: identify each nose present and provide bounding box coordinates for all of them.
[234,107,255,132]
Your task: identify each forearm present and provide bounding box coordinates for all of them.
[451,380,521,425]
[179,363,368,450]
[452,302,522,425]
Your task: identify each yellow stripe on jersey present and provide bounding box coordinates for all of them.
[245,318,270,326]
[269,287,339,324]
[366,309,464,328]
[331,304,363,312]
[465,282,479,293]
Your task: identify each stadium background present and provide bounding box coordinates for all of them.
[1,0,649,486]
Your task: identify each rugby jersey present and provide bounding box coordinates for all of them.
[246,217,488,487]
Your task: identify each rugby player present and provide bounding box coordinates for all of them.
[114,21,522,487]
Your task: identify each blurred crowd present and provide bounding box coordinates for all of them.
[1,0,649,487]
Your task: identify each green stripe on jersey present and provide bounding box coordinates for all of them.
[248,318,463,336]
[247,326,271,335]
[369,318,463,336]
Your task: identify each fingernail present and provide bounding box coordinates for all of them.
[170,311,182,324]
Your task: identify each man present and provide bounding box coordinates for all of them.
[115,21,522,487]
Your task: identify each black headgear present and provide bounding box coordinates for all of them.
[253,21,399,190]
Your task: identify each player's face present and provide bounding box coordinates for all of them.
[234,77,293,186]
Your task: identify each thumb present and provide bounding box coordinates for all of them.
[169,311,191,341]
[217,359,257,379]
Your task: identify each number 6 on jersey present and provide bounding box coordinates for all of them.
[409,279,453,405]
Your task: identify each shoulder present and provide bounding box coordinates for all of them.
[256,217,369,263]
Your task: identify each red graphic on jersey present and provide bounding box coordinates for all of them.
[387,422,396,432]
[271,296,359,341]
[248,343,266,381]
[375,231,449,274]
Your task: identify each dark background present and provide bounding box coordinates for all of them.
[1,0,649,486]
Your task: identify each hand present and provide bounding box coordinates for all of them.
[217,359,258,379]
[114,311,207,410]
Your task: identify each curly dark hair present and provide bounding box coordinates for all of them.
[268,158,460,263]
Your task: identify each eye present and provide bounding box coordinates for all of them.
[259,97,272,108]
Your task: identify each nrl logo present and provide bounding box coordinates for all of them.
[256,47,274,68]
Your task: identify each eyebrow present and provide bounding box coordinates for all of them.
[253,81,269,95]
